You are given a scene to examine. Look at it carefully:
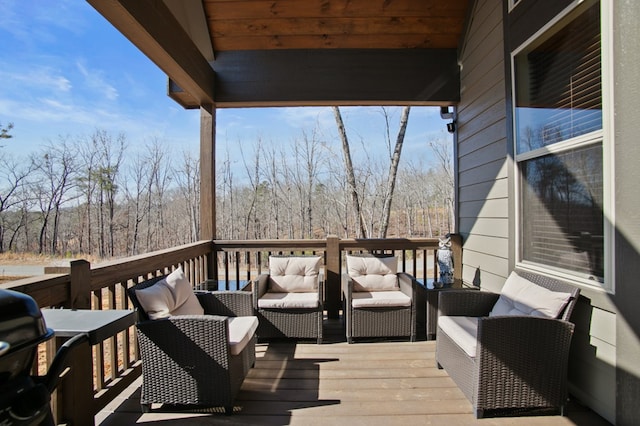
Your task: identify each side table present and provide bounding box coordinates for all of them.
[421,279,477,340]
[42,309,136,426]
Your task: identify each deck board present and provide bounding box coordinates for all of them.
[96,320,611,426]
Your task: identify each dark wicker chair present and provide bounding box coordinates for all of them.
[342,254,418,343]
[435,269,580,418]
[252,255,324,344]
[128,274,257,414]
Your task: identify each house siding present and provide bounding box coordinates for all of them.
[458,0,640,423]
[457,0,509,294]
[612,1,640,424]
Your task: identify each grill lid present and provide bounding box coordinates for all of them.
[0,289,53,357]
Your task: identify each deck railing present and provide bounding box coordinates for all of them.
[2,235,460,425]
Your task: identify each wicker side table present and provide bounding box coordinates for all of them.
[424,279,477,340]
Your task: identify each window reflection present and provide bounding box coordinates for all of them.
[515,2,602,154]
[521,144,604,280]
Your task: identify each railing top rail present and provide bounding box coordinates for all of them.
[214,239,327,251]
[90,240,213,289]
[1,274,71,307]
[339,238,441,251]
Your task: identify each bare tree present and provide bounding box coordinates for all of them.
[239,138,262,239]
[93,130,125,257]
[217,146,235,239]
[123,151,152,255]
[0,153,34,252]
[144,139,172,251]
[293,128,323,238]
[174,151,200,242]
[31,138,78,254]
[76,135,101,254]
[260,141,284,238]
[379,106,410,237]
[429,135,455,232]
[332,107,368,238]
[0,121,13,142]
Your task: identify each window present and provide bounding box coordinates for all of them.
[514,1,607,284]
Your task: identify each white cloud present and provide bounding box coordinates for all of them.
[0,68,72,93]
[279,106,333,129]
[76,61,119,101]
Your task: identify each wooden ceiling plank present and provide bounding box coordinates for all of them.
[209,17,464,38]
[88,0,215,104]
[204,0,468,20]
[212,34,461,51]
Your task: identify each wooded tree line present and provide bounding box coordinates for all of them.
[216,107,454,241]
[0,110,453,259]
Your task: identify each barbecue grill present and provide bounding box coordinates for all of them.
[0,288,87,426]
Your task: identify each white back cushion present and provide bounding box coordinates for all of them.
[490,271,572,318]
[346,255,399,292]
[135,266,204,319]
[268,256,321,293]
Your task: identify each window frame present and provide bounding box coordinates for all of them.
[511,0,614,292]
[508,0,521,13]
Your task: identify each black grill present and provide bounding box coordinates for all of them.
[0,289,86,426]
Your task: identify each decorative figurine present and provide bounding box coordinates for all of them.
[437,234,454,285]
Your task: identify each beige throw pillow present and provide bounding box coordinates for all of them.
[268,256,321,293]
[135,266,204,319]
[346,255,399,292]
[489,271,571,318]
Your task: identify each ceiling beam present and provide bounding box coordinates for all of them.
[212,49,460,107]
[87,0,215,105]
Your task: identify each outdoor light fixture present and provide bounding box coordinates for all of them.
[446,121,456,133]
[441,106,457,134]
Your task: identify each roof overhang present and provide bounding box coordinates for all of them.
[87,0,469,109]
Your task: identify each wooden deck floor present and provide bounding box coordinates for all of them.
[96,320,611,426]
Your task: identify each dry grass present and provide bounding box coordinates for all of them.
[0,252,101,265]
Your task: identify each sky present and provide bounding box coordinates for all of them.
[0,1,452,174]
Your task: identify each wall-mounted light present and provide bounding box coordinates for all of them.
[440,106,454,120]
[446,121,456,133]
[440,106,457,134]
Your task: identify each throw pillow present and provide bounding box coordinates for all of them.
[346,255,399,292]
[135,266,204,319]
[268,256,321,293]
[490,271,572,318]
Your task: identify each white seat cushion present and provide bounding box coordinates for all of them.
[346,255,399,291]
[258,292,319,309]
[268,256,321,293]
[135,267,204,320]
[489,272,572,318]
[227,316,259,355]
[351,291,411,308]
[438,316,479,358]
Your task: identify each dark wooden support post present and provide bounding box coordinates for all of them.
[450,233,463,282]
[57,260,93,425]
[57,336,93,426]
[325,235,341,319]
[200,104,216,280]
[69,259,91,309]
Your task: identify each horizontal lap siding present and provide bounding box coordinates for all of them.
[457,0,508,293]
[569,305,616,421]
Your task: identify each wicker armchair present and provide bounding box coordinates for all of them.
[342,254,417,343]
[128,271,257,414]
[252,255,324,344]
[435,269,580,418]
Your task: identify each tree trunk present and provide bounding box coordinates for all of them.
[332,106,367,238]
[380,106,410,238]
